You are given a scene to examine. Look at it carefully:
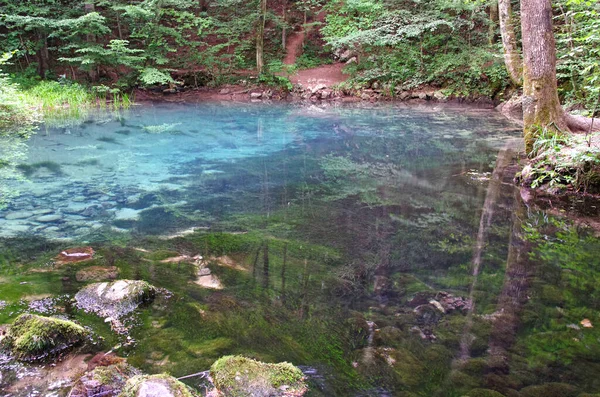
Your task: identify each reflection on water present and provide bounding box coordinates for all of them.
[0,102,599,396]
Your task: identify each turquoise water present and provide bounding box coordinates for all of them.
[1,102,600,396]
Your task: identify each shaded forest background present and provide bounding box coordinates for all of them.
[0,0,599,124]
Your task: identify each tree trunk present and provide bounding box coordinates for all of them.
[256,0,267,73]
[489,1,499,45]
[85,2,98,81]
[520,0,568,155]
[498,0,522,86]
[282,0,287,51]
[281,243,287,303]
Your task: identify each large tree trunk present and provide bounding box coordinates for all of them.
[520,0,568,155]
[84,2,98,81]
[256,0,267,73]
[498,0,522,86]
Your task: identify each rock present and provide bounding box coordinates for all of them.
[2,313,88,361]
[435,291,472,313]
[496,94,523,125]
[519,382,578,397]
[114,208,142,221]
[163,88,177,94]
[55,247,95,265]
[250,92,262,99]
[119,374,198,397]
[56,246,95,264]
[36,214,62,223]
[433,90,446,101]
[320,90,332,99]
[219,88,231,95]
[210,355,307,397]
[195,274,223,289]
[337,49,354,62]
[311,84,327,94]
[4,211,34,220]
[70,361,140,397]
[398,91,410,100]
[76,266,119,282]
[346,56,357,65]
[198,267,211,276]
[75,280,156,332]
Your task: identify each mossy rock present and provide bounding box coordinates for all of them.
[210,355,308,397]
[118,374,197,397]
[519,383,578,397]
[75,280,156,320]
[70,361,140,396]
[465,388,506,397]
[1,313,88,361]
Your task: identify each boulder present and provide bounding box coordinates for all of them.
[210,355,307,397]
[1,313,88,361]
[70,361,140,397]
[75,280,156,332]
[119,374,198,397]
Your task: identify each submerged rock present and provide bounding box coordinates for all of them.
[1,313,88,361]
[55,246,95,265]
[75,280,156,332]
[70,360,141,397]
[119,374,198,397]
[210,355,307,397]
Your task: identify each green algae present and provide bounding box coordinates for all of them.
[119,373,198,397]
[210,355,307,397]
[2,313,88,361]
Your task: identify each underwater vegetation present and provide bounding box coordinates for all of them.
[16,161,64,177]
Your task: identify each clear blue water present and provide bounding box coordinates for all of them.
[2,102,600,396]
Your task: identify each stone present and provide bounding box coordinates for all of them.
[219,88,231,95]
[210,355,307,397]
[36,214,62,223]
[2,313,88,362]
[4,211,34,220]
[198,267,211,276]
[119,374,198,397]
[250,92,262,99]
[75,280,156,332]
[195,274,223,289]
[76,266,119,282]
[55,247,95,265]
[69,361,140,397]
[114,208,142,221]
[433,90,446,101]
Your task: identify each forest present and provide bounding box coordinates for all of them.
[1,1,600,397]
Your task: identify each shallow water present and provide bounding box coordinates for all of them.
[1,102,600,396]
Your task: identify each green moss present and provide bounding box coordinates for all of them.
[118,374,198,397]
[16,161,64,177]
[465,389,506,397]
[2,313,88,361]
[210,355,307,397]
[519,382,578,397]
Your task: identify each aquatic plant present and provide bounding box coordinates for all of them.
[16,161,64,177]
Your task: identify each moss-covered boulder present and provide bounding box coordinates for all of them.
[118,374,197,397]
[519,383,578,397]
[1,313,88,361]
[70,361,140,397]
[465,389,506,397]
[75,280,156,320]
[210,355,307,397]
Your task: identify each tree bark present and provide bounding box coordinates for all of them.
[520,0,568,155]
[256,0,267,73]
[489,1,499,45]
[498,0,522,86]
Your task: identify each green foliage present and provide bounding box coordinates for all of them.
[138,67,175,86]
[322,0,508,95]
[555,0,600,114]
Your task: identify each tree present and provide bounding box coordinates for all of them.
[520,0,568,154]
[256,0,267,73]
[498,0,522,85]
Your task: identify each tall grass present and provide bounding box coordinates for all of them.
[20,80,134,126]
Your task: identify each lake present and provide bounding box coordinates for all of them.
[1,102,600,396]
